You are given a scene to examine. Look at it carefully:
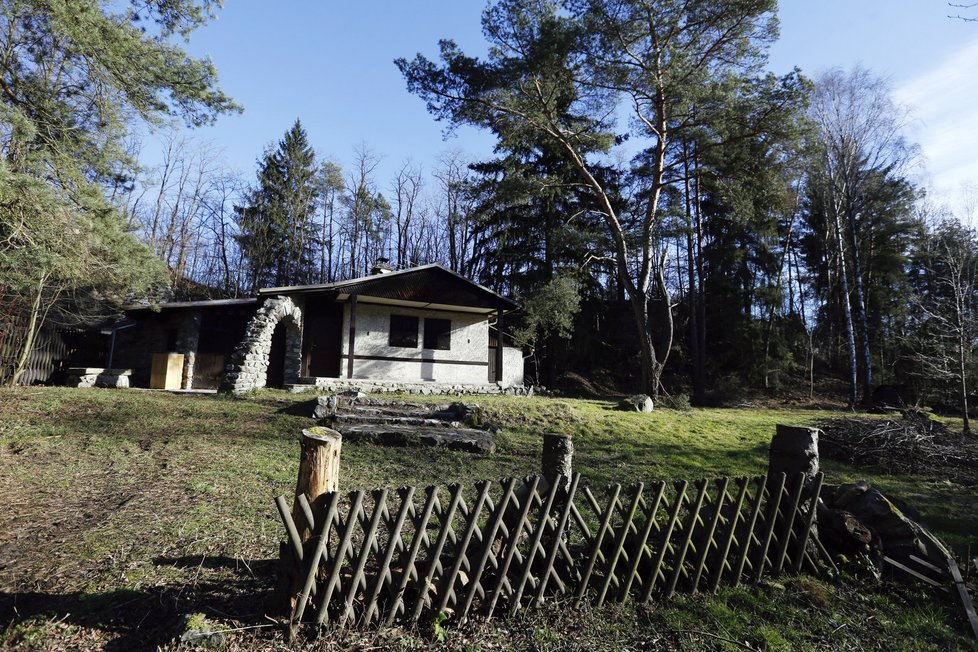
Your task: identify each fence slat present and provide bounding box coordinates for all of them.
[384,486,439,626]
[618,480,666,601]
[691,477,730,591]
[574,483,622,608]
[363,486,415,625]
[708,477,749,593]
[339,489,388,624]
[597,483,643,607]
[276,495,304,562]
[511,476,563,614]
[410,484,464,624]
[282,470,829,630]
[291,491,340,628]
[459,478,517,621]
[772,474,804,576]
[532,472,581,608]
[436,481,492,616]
[665,479,708,598]
[316,490,365,626]
[793,472,824,573]
[753,473,786,583]
[486,476,541,618]
[641,481,688,602]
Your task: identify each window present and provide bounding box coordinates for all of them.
[423,318,451,350]
[389,315,418,348]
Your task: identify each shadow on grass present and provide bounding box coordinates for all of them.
[0,556,278,651]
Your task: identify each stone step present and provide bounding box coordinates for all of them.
[333,414,462,428]
[337,423,495,455]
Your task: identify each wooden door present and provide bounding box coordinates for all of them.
[303,297,343,378]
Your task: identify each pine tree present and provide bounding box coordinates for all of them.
[0,0,237,385]
[237,120,321,290]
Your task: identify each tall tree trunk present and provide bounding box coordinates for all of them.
[832,210,858,408]
[682,146,704,403]
[693,160,706,400]
[845,211,873,405]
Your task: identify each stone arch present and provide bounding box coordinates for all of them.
[220,295,303,393]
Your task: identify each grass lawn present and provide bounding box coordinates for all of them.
[0,387,976,650]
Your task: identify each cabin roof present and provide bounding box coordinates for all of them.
[259,264,518,314]
[123,298,258,311]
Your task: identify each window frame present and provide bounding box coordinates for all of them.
[423,317,452,351]
[388,314,419,348]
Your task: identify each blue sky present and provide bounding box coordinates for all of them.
[165,1,978,211]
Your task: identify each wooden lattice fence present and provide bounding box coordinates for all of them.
[275,470,836,631]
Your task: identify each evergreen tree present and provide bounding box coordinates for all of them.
[237,120,321,290]
[0,0,236,385]
[398,0,806,396]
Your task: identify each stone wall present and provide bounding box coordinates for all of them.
[289,377,532,396]
[220,296,303,393]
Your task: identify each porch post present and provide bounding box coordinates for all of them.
[346,294,357,379]
[495,309,504,384]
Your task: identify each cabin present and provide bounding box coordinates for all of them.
[65,264,524,394]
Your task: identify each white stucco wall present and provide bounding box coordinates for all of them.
[502,346,525,387]
[340,303,492,384]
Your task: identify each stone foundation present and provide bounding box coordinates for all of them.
[287,377,531,396]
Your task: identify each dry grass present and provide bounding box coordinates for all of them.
[0,387,975,650]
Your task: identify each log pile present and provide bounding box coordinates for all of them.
[819,411,977,479]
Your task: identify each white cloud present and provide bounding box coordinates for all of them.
[894,37,978,204]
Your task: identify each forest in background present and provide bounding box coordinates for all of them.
[3,0,978,427]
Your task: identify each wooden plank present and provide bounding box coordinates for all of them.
[908,554,949,579]
[709,477,750,593]
[363,486,415,624]
[486,476,541,618]
[882,556,948,592]
[665,479,708,598]
[753,473,785,583]
[573,483,622,608]
[296,493,316,535]
[384,486,439,626]
[316,490,365,626]
[948,557,978,642]
[641,481,688,603]
[691,477,729,591]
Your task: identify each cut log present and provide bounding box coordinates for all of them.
[272,427,342,619]
[293,427,342,540]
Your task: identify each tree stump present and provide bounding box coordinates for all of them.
[768,424,820,541]
[273,427,342,619]
[292,427,342,540]
[541,432,574,492]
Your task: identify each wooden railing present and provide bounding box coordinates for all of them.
[275,470,835,632]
